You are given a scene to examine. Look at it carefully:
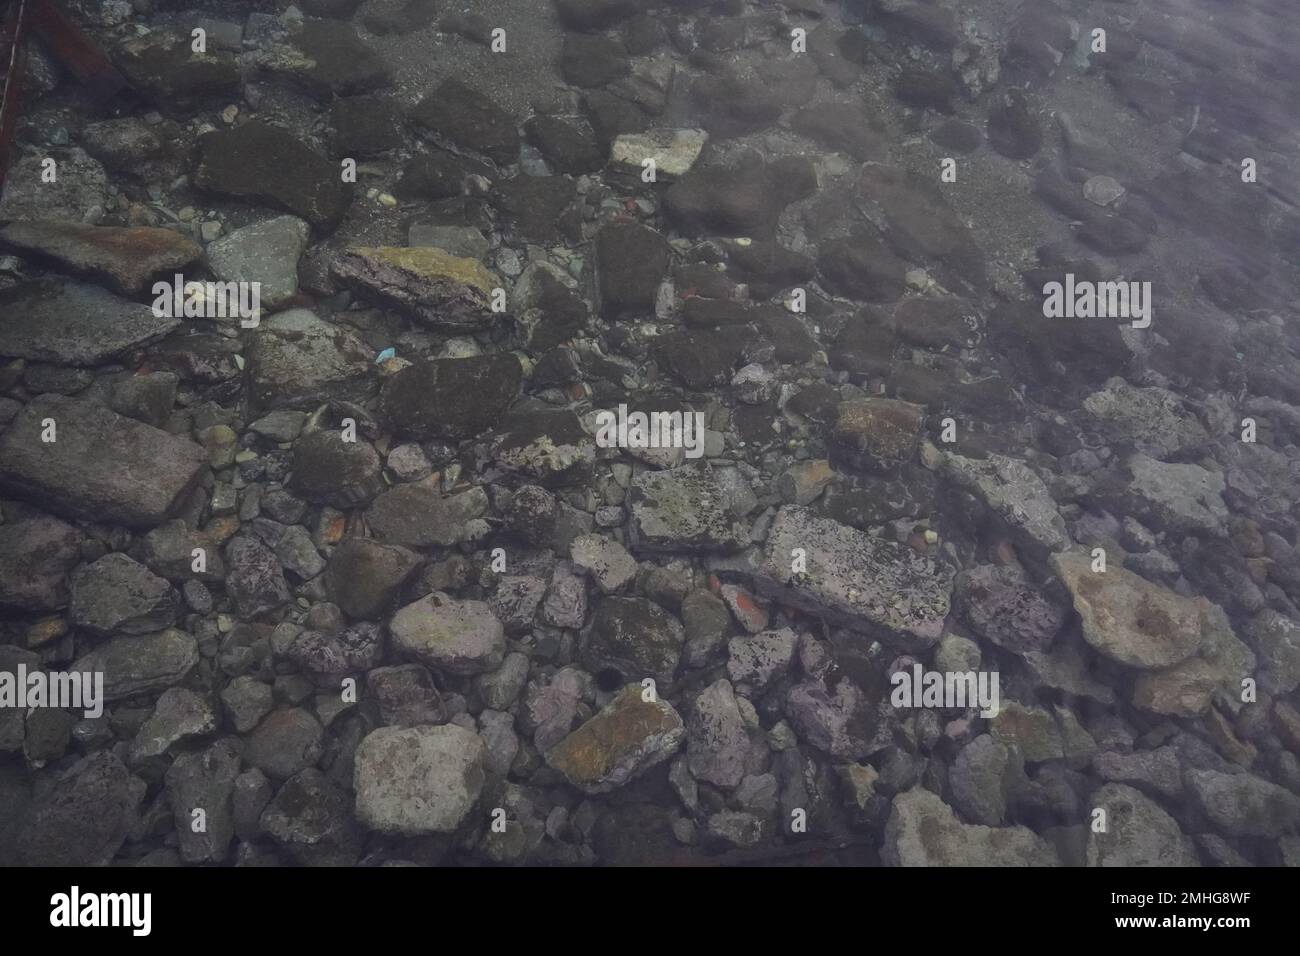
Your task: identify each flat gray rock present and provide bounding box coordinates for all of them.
[750,506,953,648]
[686,678,749,788]
[71,628,200,702]
[938,451,1070,555]
[627,464,749,553]
[1082,379,1209,458]
[70,553,178,636]
[1186,768,1300,838]
[0,280,180,366]
[0,222,201,295]
[0,395,207,527]
[1122,453,1229,537]
[205,215,310,309]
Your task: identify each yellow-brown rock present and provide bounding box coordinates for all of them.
[545,685,685,794]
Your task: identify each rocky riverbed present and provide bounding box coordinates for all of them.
[0,0,1298,866]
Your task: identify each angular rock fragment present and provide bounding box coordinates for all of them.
[990,702,1064,763]
[627,465,749,553]
[571,534,638,593]
[938,451,1070,556]
[0,396,206,527]
[165,737,239,862]
[71,629,199,701]
[1051,552,1201,669]
[584,596,684,689]
[1082,379,1209,459]
[831,398,924,473]
[883,787,1059,866]
[331,246,501,330]
[194,122,352,230]
[281,18,392,97]
[595,221,671,318]
[955,564,1067,656]
[366,484,488,548]
[949,734,1014,825]
[259,768,363,865]
[285,623,384,675]
[609,128,707,180]
[0,149,109,224]
[140,520,226,583]
[409,79,519,164]
[546,685,685,793]
[1085,783,1199,866]
[324,537,421,619]
[368,664,444,727]
[70,553,177,636]
[379,354,521,439]
[726,627,798,691]
[245,310,375,414]
[0,222,200,295]
[205,216,310,311]
[785,675,887,761]
[1186,768,1300,838]
[1093,747,1183,800]
[0,516,82,611]
[224,535,291,618]
[525,114,604,174]
[484,408,596,485]
[1118,454,1229,537]
[687,679,750,788]
[1242,610,1300,695]
[10,752,145,866]
[750,506,953,647]
[0,281,180,366]
[114,31,240,104]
